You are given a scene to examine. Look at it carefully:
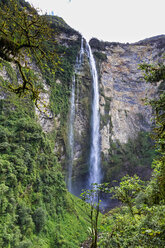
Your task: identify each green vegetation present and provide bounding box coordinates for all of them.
[98,62,165,247]
[99,204,165,247]
[1,1,164,247]
[48,15,79,37]
[0,87,62,247]
[54,43,80,85]
[0,1,89,246]
[93,51,107,62]
[81,183,107,248]
[102,131,155,182]
[100,97,112,129]
[0,70,90,247]
[0,0,81,172]
[48,39,80,172]
[0,0,60,104]
[49,41,80,118]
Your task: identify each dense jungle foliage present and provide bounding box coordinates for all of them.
[0,60,90,248]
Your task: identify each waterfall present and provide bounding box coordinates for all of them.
[67,37,84,193]
[86,42,101,187]
[68,75,76,192]
[67,38,101,193]
[76,37,84,104]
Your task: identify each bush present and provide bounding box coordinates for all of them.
[33,207,46,233]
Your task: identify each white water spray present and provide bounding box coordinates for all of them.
[86,42,101,186]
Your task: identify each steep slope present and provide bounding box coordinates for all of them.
[0,78,90,247]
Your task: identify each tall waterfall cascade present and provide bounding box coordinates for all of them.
[86,42,101,186]
[67,37,101,193]
[67,37,84,192]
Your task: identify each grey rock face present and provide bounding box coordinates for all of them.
[35,83,55,133]
[72,55,92,183]
[95,36,165,155]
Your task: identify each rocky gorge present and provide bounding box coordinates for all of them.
[1,12,165,195]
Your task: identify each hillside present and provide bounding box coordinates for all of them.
[0,1,90,247]
[0,0,165,247]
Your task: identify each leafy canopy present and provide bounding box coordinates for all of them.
[0,0,60,105]
[139,62,165,201]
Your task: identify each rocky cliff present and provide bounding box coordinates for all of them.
[87,35,164,182]
[35,33,165,188]
[90,36,165,153]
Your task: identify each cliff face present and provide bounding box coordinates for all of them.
[89,36,165,155]
[72,56,92,186]
[35,33,165,187]
[87,36,165,182]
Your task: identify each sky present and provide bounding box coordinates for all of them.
[28,0,165,43]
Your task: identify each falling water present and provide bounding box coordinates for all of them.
[67,37,84,192]
[68,75,76,192]
[68,38,101,192]
[86,42,101,186]
[76,37,84,103]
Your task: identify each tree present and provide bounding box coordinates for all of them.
[33,207,46,233]
[139,62,165,201]
[110,175,145,217]
[139,63,165,153]
[80,183,109,248]
[0,0,60,105]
